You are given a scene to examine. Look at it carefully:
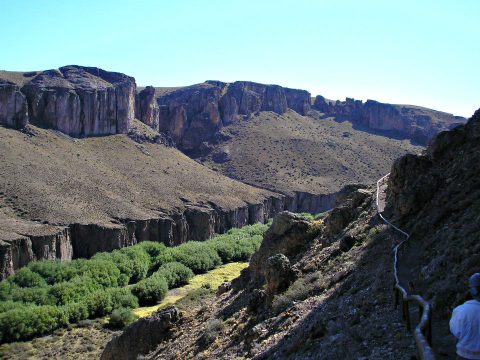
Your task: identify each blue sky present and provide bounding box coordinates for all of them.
[1,0,478,117]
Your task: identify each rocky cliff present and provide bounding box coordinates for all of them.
[386,108,480,317]
[0,66,136,137]
[136,81,311,154]
[313,96,465,145]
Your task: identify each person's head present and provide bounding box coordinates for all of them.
[469,273,480,300]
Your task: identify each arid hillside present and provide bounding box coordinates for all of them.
[0,120,285,276]
[100,109,479,360]
[201,110,422,196]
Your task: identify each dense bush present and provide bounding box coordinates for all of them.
[170,242,221,274]
[209,234,262,262]
[106,287,139,309]
[0,305,68,342]
[49,276,102,306]
[108,307,138,329]
[155,262,194,288]
[8,268,47,288]
[11,286,55,306]
[131,276,168,306]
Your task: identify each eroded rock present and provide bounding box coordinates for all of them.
[101,306,181,360]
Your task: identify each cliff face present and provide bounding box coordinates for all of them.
[386,108,480,316]
[136,81,311,154]
[0,80,28,129]
[0,66,136,137]
[313,96,465,145]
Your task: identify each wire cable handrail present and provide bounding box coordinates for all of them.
[376,173,435,360]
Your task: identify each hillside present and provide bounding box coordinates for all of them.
[200,110,421,197]
[0,120,284,277]
[100,109,480,360]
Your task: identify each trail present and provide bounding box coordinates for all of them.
[376,175,436,360]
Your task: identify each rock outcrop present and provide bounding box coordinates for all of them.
[101,306,181,360]
[0,66,136,137]
[384,107,480,318]
[0,214,73,279]
[0,80,28,129]
[313,96,466,145]
[136,81,312,154]
[247,212,316,286]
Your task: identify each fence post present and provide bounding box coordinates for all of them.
[404,300,411,331]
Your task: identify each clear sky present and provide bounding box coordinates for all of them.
[1,0,478,117]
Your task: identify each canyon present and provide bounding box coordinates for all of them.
[0,65,465,278]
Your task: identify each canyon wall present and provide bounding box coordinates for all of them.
[313,96,466,145]
[0,190,339,279]
[0,66,136,137]
[136,81,312,154]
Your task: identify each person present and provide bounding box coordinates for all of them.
[450,273,480,360]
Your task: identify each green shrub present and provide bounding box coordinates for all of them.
[155,262,194,288]
[0,301,27,313]
[8,268,47,288]
[106,287,139,309]
[210,234,262,262]
[84,290,114,318]
[68,259,121,288]
[108,307,138,329]
[199,318,224,346]
[131,276,168,306]
[93,247,150,284]
[170,242,221,274]
[27,261,75,285]
[49,276,101,306]
[11,286,56,306]
[0,305,68,342]
[63,301,89,323]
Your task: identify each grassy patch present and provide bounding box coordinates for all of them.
[133,262,248,318]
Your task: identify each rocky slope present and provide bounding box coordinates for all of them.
[200,110,422,209]
[101,109,479,359]
[313,96,465,145]
[385,108,480,357]
[102,190,417,359]
[0,66,136,137]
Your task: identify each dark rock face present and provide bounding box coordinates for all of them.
[0,80,28,129]
[0,66,136,137]
[388,108,480,222]
[312,96,466,145]
[135,86,160,131]
[101,306,181,360]
[265,254,297,302]
[0,226,72,279]
[0,194,289,278]
[385,108,480,316]
[157,83,222,153]
[136,81,311,153]
[248,212,316,285]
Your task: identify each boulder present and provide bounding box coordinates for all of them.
[101,306,181,360]
[248,212,316,285]
[265,254,297,301]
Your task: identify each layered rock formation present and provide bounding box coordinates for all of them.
[136,81,312,154]
[0,80,28,128]
[313,96,466,145]
[0,66,136,137]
